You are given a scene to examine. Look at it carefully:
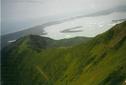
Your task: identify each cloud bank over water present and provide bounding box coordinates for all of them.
[1,0,126,37]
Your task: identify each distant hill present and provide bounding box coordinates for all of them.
[1,35,90,53]
[1,18,80,49]
[112,18,126,23]
[1,21,126,85]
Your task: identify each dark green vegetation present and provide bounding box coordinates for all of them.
[1,21,126,85]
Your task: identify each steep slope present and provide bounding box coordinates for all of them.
[61,21,126,85]
[1,21,126,85]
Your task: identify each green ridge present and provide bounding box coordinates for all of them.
[1,21,126,85]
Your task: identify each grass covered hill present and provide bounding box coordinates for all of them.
[1,21,126,85]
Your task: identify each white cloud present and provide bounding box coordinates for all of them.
[43,12,124,39]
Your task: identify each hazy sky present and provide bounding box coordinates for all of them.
[1,0,126,35]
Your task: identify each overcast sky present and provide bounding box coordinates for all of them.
[1,0,126,35]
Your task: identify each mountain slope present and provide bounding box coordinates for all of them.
[1,21,126,85]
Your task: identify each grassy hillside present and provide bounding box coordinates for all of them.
[1,21,126,85]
